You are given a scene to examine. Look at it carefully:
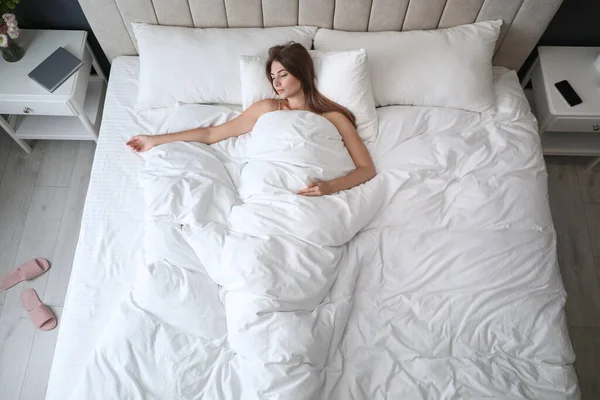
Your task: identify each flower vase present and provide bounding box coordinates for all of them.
[2,38,24,62]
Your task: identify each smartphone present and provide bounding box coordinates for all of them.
[554,80,583,107]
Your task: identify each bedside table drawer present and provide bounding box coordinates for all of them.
[547,116,600,133]
[0,99,76,116]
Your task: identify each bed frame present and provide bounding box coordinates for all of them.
[78,0,563,72]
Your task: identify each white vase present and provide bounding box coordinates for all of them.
[596,54,600,74]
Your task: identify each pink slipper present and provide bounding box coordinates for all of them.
[0,258,50,290]
[21,288,57,331]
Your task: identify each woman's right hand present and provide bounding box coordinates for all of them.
[127,135,155,152]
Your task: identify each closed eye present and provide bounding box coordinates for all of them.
[270,73,288,80]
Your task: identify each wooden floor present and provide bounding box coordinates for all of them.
[0,137,95,400]
[0,135,598,399]
[547,156,600,399]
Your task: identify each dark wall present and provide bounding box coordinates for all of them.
[12,0,600,79]
[538,0,600,47]
[14,0,109,76]
[521,0,600,77]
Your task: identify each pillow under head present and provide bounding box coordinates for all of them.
[240,49,379,141]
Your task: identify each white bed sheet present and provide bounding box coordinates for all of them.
[46,56,579,399]
[46,57,173,400]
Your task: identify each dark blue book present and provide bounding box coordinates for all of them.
[28,47,83,93]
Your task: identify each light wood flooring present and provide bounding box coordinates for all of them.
[0,135,599,399]
[546,156,600,399]
[0,136,95,400]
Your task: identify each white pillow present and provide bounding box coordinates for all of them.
[240,49,379,141]
[313,20,502,112]
[133,23,317,110]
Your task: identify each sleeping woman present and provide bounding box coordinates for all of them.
[126,42,376,196]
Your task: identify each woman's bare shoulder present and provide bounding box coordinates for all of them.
[251,99,280,113]
[240,99,281,122]
[323,111,351,124]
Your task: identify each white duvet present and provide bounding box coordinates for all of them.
[69,68,579,399]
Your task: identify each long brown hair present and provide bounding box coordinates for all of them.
[265,42,357,128]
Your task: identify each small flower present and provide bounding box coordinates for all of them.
[2,14,16,24]
[0,34,8,48]
[7,26,18,39]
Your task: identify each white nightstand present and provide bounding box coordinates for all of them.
[530,46,600,168]
[0,29,107,153]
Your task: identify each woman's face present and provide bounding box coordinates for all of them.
[270,61,302,99]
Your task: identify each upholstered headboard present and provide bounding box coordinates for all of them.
[78,0,563,71]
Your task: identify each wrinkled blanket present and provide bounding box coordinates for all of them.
[71,109,387,399]
[69,68,578,400]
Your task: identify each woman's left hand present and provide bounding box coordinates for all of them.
[297,181,334,196]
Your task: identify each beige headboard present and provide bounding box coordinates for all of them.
[78,0,563,71]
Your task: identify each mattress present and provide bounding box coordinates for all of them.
[46,57,579,399]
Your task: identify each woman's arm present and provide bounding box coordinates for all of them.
[127,100,276,152]
[298,112,376,196]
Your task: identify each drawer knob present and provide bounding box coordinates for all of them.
[594,125,600,132]
[23,107,31,114]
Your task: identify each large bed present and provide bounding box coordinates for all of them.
[46,0,579,399]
